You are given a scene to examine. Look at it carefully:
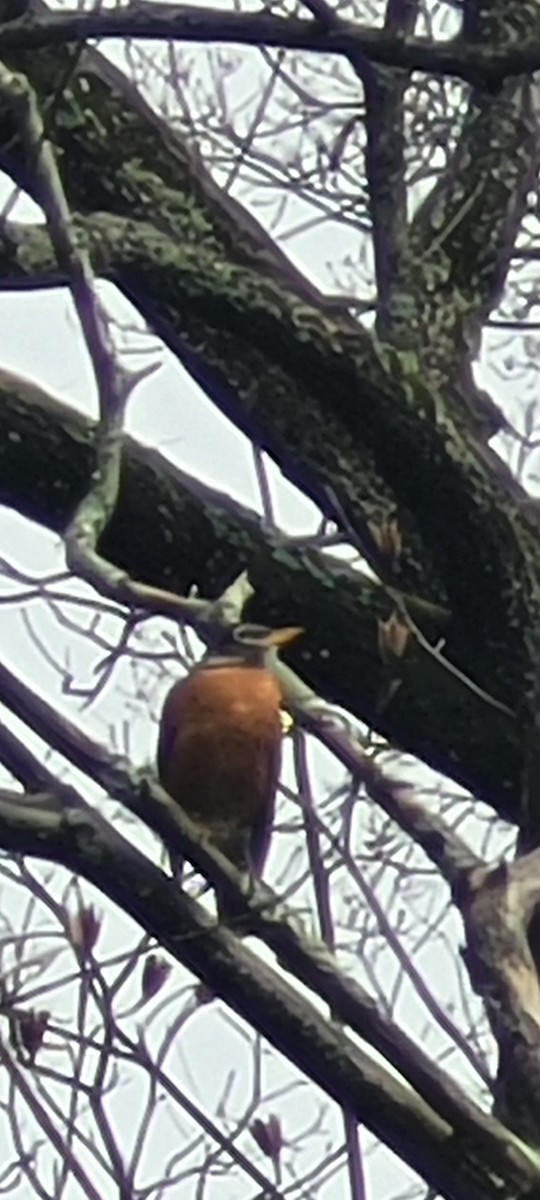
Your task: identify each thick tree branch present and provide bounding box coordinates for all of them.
[6,204,537,715]
[403,1,540,376]
[363,0,418,329]
[1,7,540,89]
[0,368,524,825]
[0,42,530,625]
[0,677,496,1129]
[1,6,540,1192]
[0,21,508,883]
[461,852,540,1146]
[1,40,540,837]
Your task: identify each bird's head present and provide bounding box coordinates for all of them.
[205,622,303,668]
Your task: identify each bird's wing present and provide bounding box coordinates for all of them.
[248,716,282,875]
[157,679,184,785]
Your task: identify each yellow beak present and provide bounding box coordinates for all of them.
[265,626,304,648]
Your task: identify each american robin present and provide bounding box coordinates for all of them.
[157,623,302,923]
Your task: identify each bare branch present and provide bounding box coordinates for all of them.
[0,1036,104,1200]
[0,80,254,633]
[0,666,516,1173]
[0,63,128,414]
[0,784,534,1199]
[0,74,253,630]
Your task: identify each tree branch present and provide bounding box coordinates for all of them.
[0,781,534,1200]
[0,6,540,89]
[0,653,517,1184]
[407,3,540,388]
[0,367,524,824]
[461,851,540,1146]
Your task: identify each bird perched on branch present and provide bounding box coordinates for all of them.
[157,622,302,924]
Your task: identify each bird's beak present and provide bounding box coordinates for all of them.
[265,626,304,648]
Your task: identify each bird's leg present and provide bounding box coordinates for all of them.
[236,828,260,916]
[243,858,259,910]
[156,826,184,882]
[232,834,279,927]
[212,827,256,932]
[168,851,185,885]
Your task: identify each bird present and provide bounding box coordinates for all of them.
[157,622,302,925]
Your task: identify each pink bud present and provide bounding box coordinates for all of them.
[69,905,101,958]
[17,1010,49,1062]
[377,611,410,663]
[250,1114,283,1163]
[141,954,171,1002]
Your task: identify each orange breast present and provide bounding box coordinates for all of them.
[158,665,283,873]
